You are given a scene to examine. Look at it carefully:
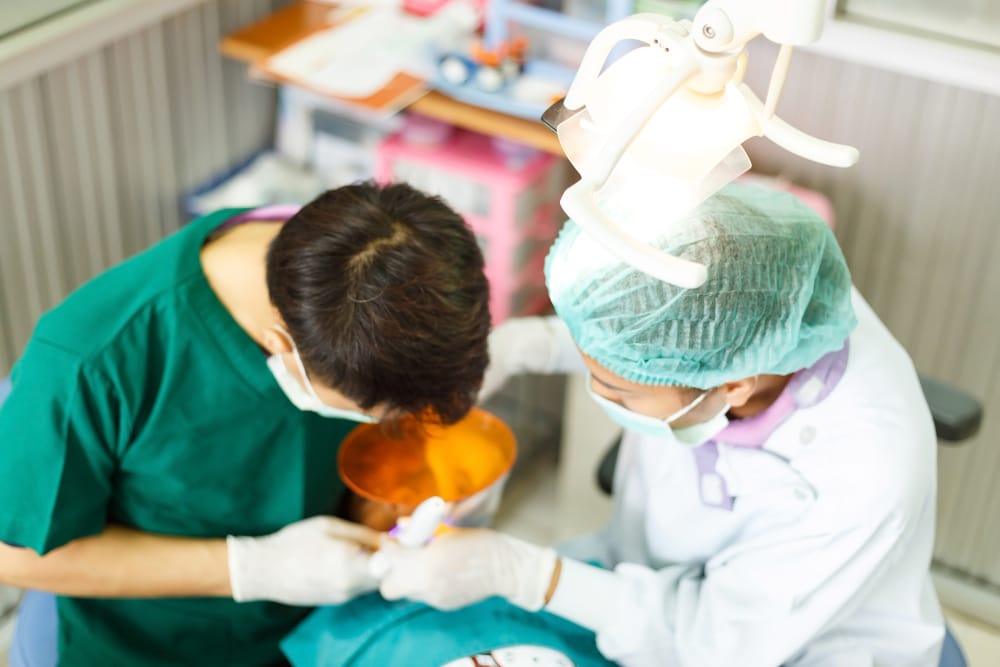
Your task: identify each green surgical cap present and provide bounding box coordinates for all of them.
[544,183,857,388]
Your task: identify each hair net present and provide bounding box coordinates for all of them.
[544,183,856,388]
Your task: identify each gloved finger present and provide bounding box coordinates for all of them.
[379,578,407,601]
[376,543,426,601]
[315,516,383,549]
[379,569,413,601]
[345,556,382,597]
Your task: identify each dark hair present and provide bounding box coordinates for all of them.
[266,182,491,424]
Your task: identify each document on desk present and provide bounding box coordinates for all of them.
[255,4,476,115]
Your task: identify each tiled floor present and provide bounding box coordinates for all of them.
[493,445,562,547]
[0,616,12,667]
[495,448,1000,667]
[944,608,1000,667]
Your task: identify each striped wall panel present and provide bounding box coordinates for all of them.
[0,0,282,372]
[745,41,1000,596]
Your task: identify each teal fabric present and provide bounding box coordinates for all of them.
[544,184,857,389]
[282,594,617,667]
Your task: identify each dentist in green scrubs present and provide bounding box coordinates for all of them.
[0,182,491,666]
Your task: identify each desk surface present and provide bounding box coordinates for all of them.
[220,1,564,156]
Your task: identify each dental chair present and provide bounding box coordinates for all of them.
[595,374,981,667]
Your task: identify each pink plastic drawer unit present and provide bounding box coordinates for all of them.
[376,127,569,323]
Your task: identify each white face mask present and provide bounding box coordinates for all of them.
[586,377,729,446]
[266,327,378,423]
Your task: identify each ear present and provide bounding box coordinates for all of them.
[720,376,758,408]
[260,310,292,356]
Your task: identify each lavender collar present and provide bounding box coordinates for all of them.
[693,342,850,510]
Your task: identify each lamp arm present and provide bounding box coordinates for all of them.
[692,0,826,51]
[762,44,793,118]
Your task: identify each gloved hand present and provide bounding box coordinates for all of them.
[227,516,381,606]
[479,316,580,403]
[378,528,558,611]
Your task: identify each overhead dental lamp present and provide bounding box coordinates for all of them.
[543,0,859,288]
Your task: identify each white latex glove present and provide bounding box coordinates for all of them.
[479,316,584,402]
[227,516,381,606]
[378,528,558,611]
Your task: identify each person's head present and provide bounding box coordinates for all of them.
[545,183,856,430]
[262,182,491,425]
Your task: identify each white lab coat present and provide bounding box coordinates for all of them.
[535,289,945,666]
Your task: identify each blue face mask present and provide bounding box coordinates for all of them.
[586,377,729,446]
[267,326,378,423]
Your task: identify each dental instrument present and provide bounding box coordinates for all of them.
[395,495,450,547]
[369,495,450,578]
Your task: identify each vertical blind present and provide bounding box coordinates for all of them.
[0,0,283,373]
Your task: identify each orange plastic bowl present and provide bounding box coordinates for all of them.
[338,408,517,530]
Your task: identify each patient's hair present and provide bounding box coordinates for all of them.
[266,182,491,424]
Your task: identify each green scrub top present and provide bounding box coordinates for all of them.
[0,209,358,665]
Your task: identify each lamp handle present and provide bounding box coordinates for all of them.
[560,181,709,289]
[739,84,859,167]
